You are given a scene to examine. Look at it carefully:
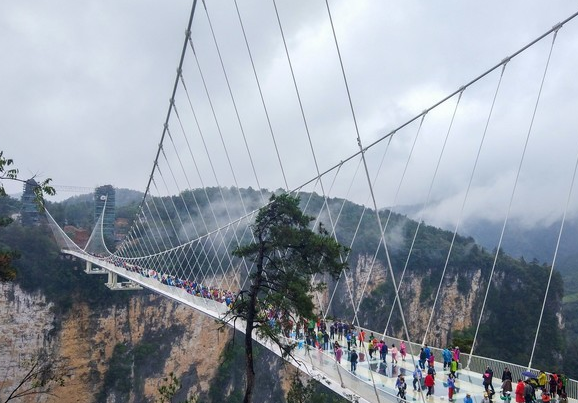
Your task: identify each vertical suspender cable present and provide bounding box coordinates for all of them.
[422,62,508,345]
[467,26,559,369]
[232,0,289,191]
[139,0,198,213]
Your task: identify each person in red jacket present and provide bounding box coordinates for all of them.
[515,379,526,403]
[425,372,435,397]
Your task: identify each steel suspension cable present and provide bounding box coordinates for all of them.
[184,29,258,288]
[528,128,578,369]
[140,0,199,213]
[423,63,508,346]
[324,1,404,399]
[416,90,465,346]
[232,0,289,191]
[156,162,213,282]
[164,120,245,289]
[187,35,249,217]
[382,115,426,337]
[352,136,401,325]
[201,0,266,204]
[161,126,228,286]
[466,27,560,369]
[171,96,242,285]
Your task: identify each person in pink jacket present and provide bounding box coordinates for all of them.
[400,340,407,361]
[428,352,435,369]
[391,344,399,364]
[335,343,343,364]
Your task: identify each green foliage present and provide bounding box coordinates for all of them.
[227,193,349,402]
[133,342,158,364]
[0,152,55,282]
[230,193,349,329]
[286,371,309,403]
[0,196,21,281]
[157,372,198,403]
[451,329,474,354]
[99,343,133,400]
[0,151,55,210]
[207,337,247,403]
[2,349,67,402]
[0,222,131,314]
[0,248,18,282]
[286,370,348,403]
[46,197,94,229]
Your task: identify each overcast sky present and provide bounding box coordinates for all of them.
[2,1,578,229]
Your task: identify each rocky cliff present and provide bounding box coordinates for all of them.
[0,281,261,402]
[0,283,56,400]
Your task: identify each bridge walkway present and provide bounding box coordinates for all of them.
[63,250,576,403]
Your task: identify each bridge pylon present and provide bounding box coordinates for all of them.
[84,261,108,275]
[105,271,143,291]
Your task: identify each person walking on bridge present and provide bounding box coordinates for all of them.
[400,340,407,361]
[424,344,431,361]
[350,349,358,374]
[380,341,388,363]
[413,366,423,391]
[549,374,558,398]
[453,347,460,362]
[502,367,513,382]
[447,374,456,401]
[391,344,399,364]
[425,371,435,397]
[537,371,547,390]
[515,379,525,403]
[335,343,343,364]
[524,380,534,403]
[419,347,427,370]
[396,375,408,400]
[502,378,513,399]
[484,366,495,396]
[450,359,459,378]
[442,347,452,369]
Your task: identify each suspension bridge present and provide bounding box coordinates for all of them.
[43,1,578,402]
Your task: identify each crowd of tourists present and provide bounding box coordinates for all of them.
[101,255,237,308]
[291,318,571,403]
[517,370,569,403]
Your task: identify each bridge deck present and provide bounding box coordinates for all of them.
[292,344,575,403]
[65,250,576,403]
[294,344,487,402]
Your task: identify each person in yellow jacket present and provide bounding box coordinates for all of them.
[537,371,547,389]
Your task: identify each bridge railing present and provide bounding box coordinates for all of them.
[291,343,401,403]
[354,325,576,399]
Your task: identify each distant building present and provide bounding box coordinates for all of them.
[94,185,116,240]
[20,179,40,226]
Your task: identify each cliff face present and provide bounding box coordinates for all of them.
[337,255,484,346]
[0,282,232,403]
[56,294,232,402]
[0,283,55,401]
[1,281,300,403]
[398,269,483,345]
